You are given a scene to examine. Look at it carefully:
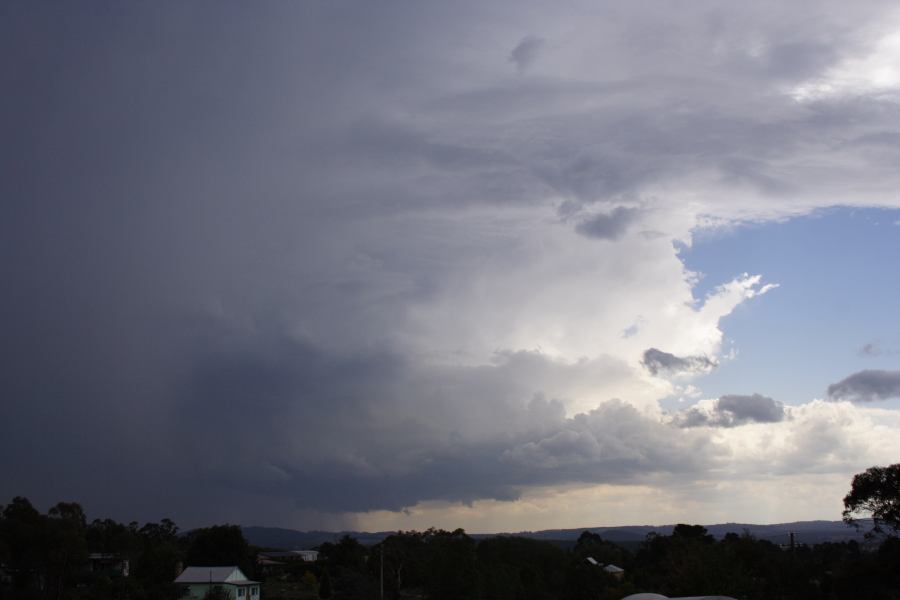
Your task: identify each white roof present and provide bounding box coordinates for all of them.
[174,566,257,584]
[604,564,624,573]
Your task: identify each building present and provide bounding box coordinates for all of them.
[255,550,320,576]
[258,550,319,563]
[603,564,625,580]
[174,566,260,600]
[585,556,625,580]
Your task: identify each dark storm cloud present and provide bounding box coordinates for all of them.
[674,394,786,428]
[642,348,717,376]
[1,282,712,518]
[149,323,717,513]
[575,207,640,240]
[827,370,900,403]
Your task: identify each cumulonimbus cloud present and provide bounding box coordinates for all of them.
[4,0,900,528]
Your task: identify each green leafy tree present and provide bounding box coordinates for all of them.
[46,501,90,598]
[302,570,319,594]
[184,525,252,575]
[318,535,367,571]
[318,570,332,599]
[842,462,900,536]
[423,528,478,600]
[318,535,373,600]
[565,532,630,600]
[1,497,46,591]
[132,519,184,591]
[477,536,566,600]
[369,531,429,598]
[86,517,140,566]
[635,525,747,597]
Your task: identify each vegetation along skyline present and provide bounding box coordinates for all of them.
[3,1,900,533]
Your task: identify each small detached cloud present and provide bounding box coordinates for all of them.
[673,393,787,428]
[827,369,900,403]
[642,348,717,376]
[859,342,882,356]
[509,34,545,73]
[575,207,641,240]
[859,342,895,357]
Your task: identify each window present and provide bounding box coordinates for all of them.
[238,588,245,597]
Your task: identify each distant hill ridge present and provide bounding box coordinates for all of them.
[243,519,869,550]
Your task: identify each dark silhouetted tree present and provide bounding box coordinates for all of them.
[318,570,332,599]
[1,496,45,592]
[478,535,566,600]
[843,462,900,536]
[184,525,252,575]
[424,528,477,600]
[46,501,89,598]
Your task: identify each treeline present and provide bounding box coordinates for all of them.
[3,496,900,600]
[312,525,900,600]
[0,497,254,600]
[315,527,634,600]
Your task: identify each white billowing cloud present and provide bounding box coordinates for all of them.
[355,401,900,531]
[708,401,900,479]
[791,15,900,101]
[385,206,775,415]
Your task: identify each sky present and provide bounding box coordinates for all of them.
[2,1,900,534]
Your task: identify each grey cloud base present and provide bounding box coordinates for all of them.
[642,348,717,376]
[168,324,720,513]
[827,370,900,403]
[1,314,718,518]
[673,394,786,428]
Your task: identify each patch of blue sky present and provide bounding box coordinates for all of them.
[676,207,900,408]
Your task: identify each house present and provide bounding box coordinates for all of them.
[174,566,260,600]
[603,564,625,580]
[585,556,625,580]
